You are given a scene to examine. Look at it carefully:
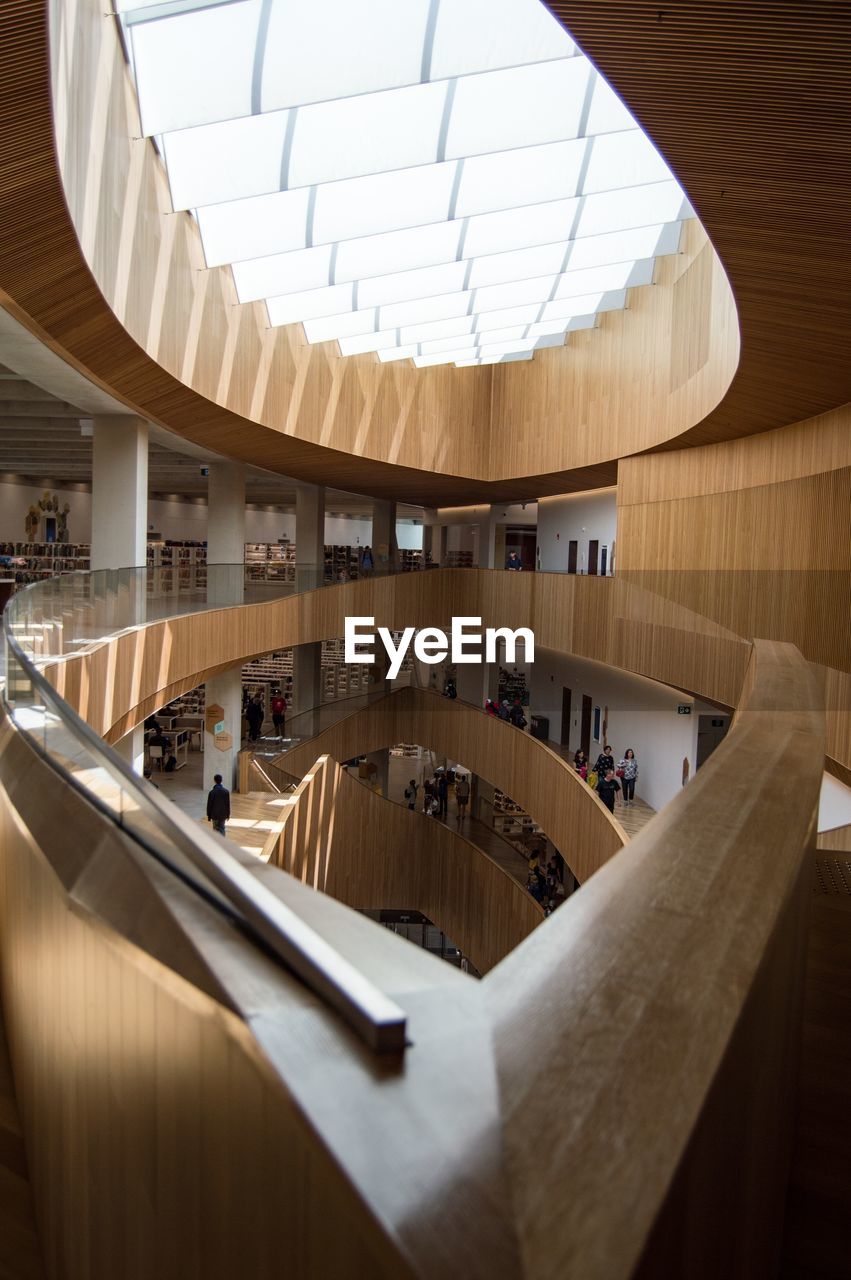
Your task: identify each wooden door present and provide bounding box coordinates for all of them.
[588,540,599,575]
[561,687,572,746]
[580,695,592,758]
[567,539,578,573]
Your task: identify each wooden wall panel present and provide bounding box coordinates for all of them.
[277,688,626,887]
[267,754,543,975]
[490,226,739,483]
[617,422,851,744]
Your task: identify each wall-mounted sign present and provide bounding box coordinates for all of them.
[205,702,224,734]
[213,720,225,736]
[214,731,233,752]
[677,705,692,715]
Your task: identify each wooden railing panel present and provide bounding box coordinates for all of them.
[36,569,847,778]
[484,640,824,1280]
[267,754,543,975]
[277,687,626,887]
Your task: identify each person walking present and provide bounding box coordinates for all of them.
[404,779,419,810]
[436,772,449,819]
[618,748,638,806]
[245,693,264,742]
[509,699,527,729]
[206,773,231,835]
[595,769,621,814]
[270,688,286,739]
[594,744,615,780]
[573,749,588,779]
[361,545,374,576]
[455,773,470,823]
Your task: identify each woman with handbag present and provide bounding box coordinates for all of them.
[618,749,638,806]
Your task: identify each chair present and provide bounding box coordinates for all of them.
[148,744,164,772]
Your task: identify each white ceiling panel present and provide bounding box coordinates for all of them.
[120,0,698,372]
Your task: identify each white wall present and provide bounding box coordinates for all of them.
[819,773,851,834]
[396,521,423,550]
[0,481,93,542]
[530,646,699,813]
[537,488,617,574]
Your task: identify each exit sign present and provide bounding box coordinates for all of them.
[677,704,692,715]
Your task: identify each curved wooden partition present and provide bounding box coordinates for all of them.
[0,705,525,1279]
[0,627,825,1276]
[275,687,625,887]
[35,568,847,777]
[484,639,824,1279]
[262,753,543,975]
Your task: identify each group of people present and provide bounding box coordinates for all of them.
[484,697,527,729]
[572,744,639,813]
[404,771,470,823]
[526,846,567,913]
[243,684,289,742]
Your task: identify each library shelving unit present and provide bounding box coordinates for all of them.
[498,667,529,707]
[399,548,431,572]
[245,542,296,582]
[444,550,474,569]
[492,788,542,845]
[0,542,90,586]
[146,540,207,593]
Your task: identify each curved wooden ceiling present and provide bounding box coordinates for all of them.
[550,0,851,448]
[0,2,848,502]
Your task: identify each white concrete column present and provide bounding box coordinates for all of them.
[114,724,144,775]
[371,499,398,570]
[207,461,245,605]
[296,482,325,568]
[422,509,444,565]
[206,461,246,564]
[479,506,498,569]
[203,668,243,793]
[292,641,322,715]
[91,416,148,570]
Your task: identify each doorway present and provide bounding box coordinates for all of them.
[697,715,731,768]
[588,539,599,575]
[580,695,592,758]
[561,687,572,746]
[567,540,578,574]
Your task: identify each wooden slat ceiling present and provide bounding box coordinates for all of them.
[547,0,851,449]
[0,2,848,503]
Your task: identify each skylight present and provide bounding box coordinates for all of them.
[118,0,694,369]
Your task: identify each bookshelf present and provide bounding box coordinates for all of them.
[0,542,90,585]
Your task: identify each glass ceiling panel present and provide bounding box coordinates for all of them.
[120,0,697,371]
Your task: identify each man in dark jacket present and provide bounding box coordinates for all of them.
[206,774,231,835]
[436,773,449,819]
[596,770,621,814]
[245,694,264,742]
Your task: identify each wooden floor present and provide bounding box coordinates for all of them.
[781,850,851,1280]
[0,1008,45,1280]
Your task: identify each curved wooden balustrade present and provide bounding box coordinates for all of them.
[0,703,526,1279]
[33,567,849,778]
[0,620,825,1275]
[484,639,824,1279]
[273,686,625,887]
[259,753,543,975]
